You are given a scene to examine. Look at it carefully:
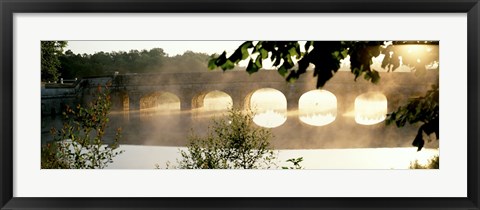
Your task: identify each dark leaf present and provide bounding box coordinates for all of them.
[214,52,227,66]
[315,67,335,88]
[246,59,259,74]
[227,51,243,64]
[304,41,313,52]
[364,70,380,83]
[277,66,288,77]
[369,46,381,57]
[391,55,400,71]
[412,128,425,151]
[381,53,390,69]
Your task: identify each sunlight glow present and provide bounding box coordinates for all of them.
[355,92,387,125]
[140,92,180,117]
[299,90,337,126]
[250,88,287,128]
[203,91,232,111]
[122,94,129,111]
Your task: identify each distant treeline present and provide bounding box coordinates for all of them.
[58,48,243,79]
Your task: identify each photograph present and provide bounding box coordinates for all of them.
[2,1,478,208]
[40,40,440,170]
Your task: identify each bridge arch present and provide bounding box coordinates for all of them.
[139,91,181,112]
[248,88,287,128]
[190,90,233,111]
[110,91,130,111]
[298,90,337,126]
[202,90,233,111]
[354,92,388,125]
[122,93,129,111]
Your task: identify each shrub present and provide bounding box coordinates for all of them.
[41,85,123,169]
[174,108,277,169]
[410,155,439,169]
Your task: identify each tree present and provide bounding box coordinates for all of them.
[172,108,278,169]
[386,85,439,151]
[162,51,212,72]
[57,48,215,78]
[41,84,123,169]
[208,41,439,151]
[41,41,67,82]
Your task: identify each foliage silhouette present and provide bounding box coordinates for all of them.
[209,41,439,151]
[41,84,123,169]
[41,41,67,82]
[410,155,439,169]
[282,157,304,169]
[386,85,439,151]
[57,49,213,79]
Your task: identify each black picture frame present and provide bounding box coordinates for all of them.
[1,0,479,209]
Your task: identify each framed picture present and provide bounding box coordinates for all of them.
[1,0,479,209]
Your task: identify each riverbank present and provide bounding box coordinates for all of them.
[107,145,439,169]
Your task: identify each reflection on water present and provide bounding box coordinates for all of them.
[300,113,336,126]
[42,90,439,165]
[253,110,287,128]
[107,145,439,169]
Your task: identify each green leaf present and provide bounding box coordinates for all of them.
[288,47,298,57]
[277,66,288,77]
[221,60,235,70]
[332,51,340,58]
[253,42,262,52]
[240,41,253,60]
[246,59,259,74]
[255,56,263,69]
[341,49,349,58]
[285,56,294,68]
[294,42,301,57]
[260,48,268,59]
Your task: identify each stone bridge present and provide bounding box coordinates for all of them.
[109,70,438,114]
[42,70,439,149]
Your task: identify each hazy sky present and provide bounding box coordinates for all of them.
[65,40,279,68]
[64,40,415,71]
[65,40,245,56]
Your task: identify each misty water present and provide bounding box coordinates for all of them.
[41,89,439,169]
